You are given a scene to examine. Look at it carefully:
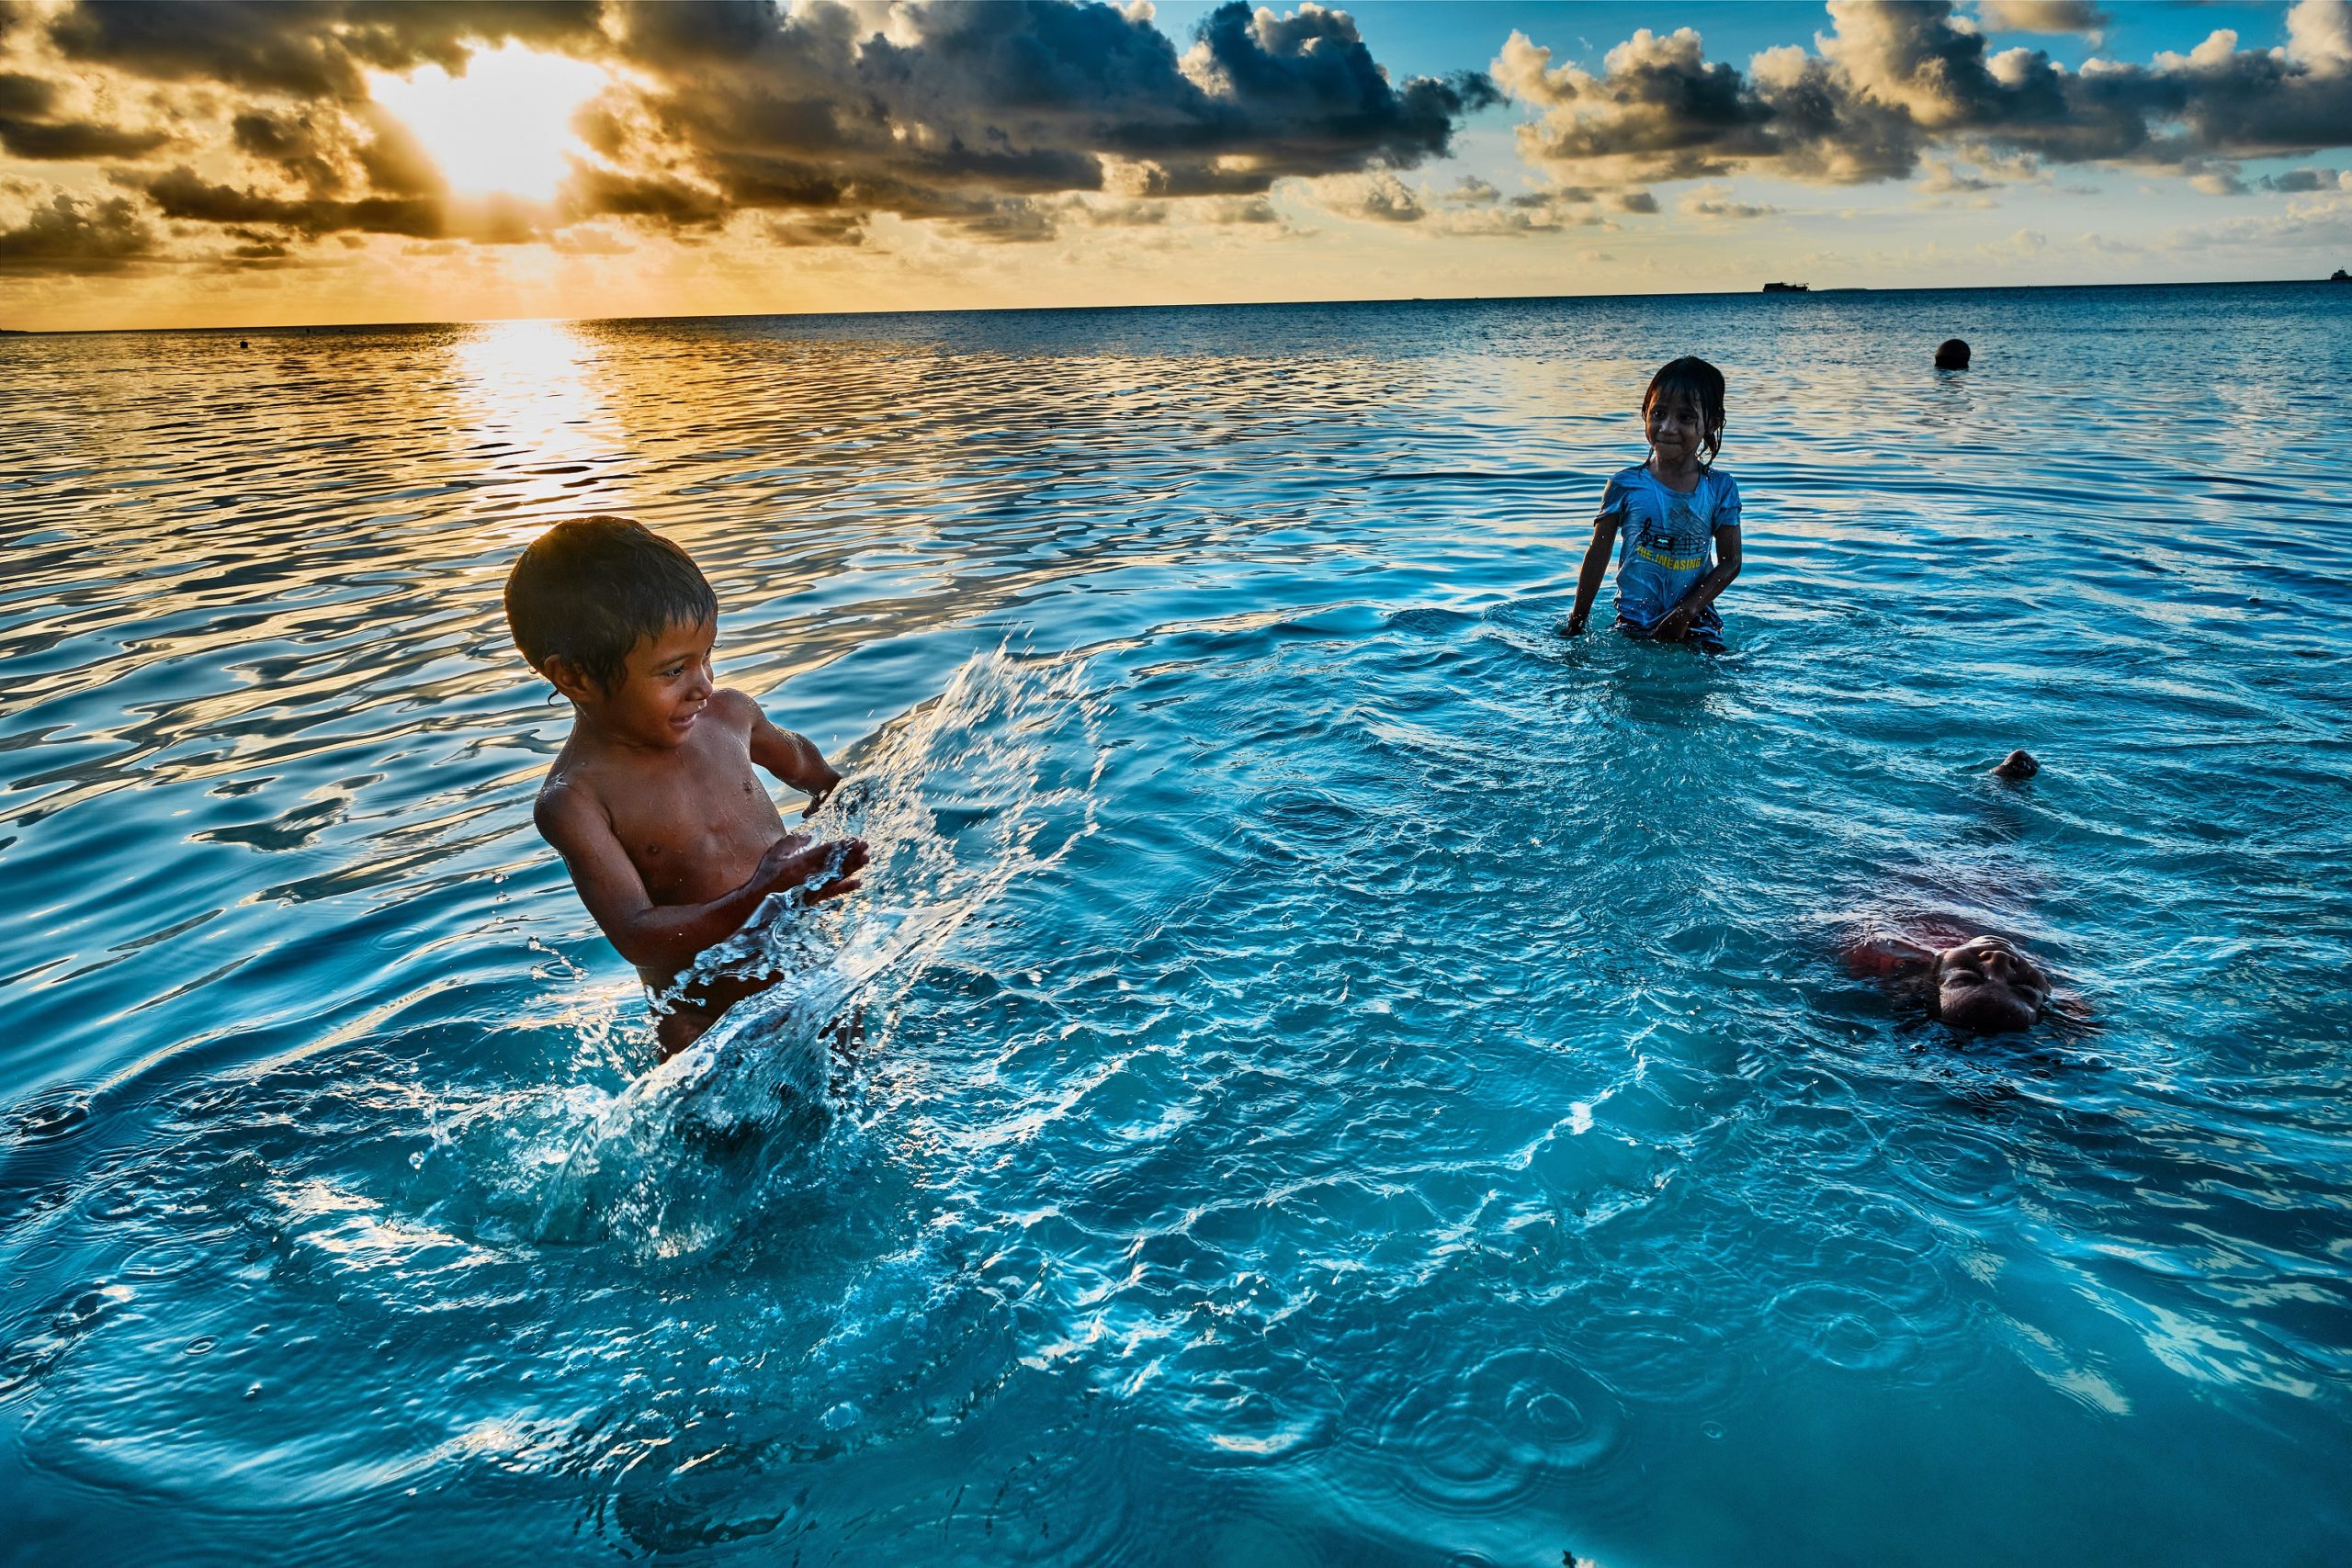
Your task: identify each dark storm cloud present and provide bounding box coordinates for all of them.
[0,115,170,160]
[138,164,443,237]
[0,70,172,161]
[1498,0,2352,191]
[0,190,154,270]
[47,1,604,99]
[7,0,1500,266]
[2259,165,2348,191]
[577,0,1498,224]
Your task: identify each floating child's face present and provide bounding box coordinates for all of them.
[563,614,717,749]
[1645,393,1708,468]
[1929,935,2051,1033]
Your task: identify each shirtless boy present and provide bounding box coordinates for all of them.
[504,517,870,1059]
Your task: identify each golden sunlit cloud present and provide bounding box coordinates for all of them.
[368,44,607,202]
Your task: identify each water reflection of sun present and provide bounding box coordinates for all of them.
[449,319,634,540]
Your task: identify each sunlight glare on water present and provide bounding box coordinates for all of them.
[1,288,2349,1566]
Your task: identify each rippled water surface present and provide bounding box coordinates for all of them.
[5,286,2350,1566]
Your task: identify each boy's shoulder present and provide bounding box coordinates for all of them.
[708,685,760,721]
[532,741,609,842]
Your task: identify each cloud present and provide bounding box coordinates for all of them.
[1679,182,1781,218]
[1495,0,2352,194]
[0,70,173,161]
[575,0,1500,231]
[2157,186,2352,250]
[45,1,605,100]
[1315,169,1425,222]
[548,221,633,254]
[1918,157,1996,192]
[136,164,447,237]
[1975,1,2108,39]
[0,0,1497,272]
[0,190,155,271]
[2260,164,2352,190]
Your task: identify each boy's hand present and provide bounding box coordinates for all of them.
[755,833,871,903]
[1561,609,1589,637]
[1654,604,1695,641]
[802,762,842,817]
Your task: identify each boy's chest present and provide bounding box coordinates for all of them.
[601,742,786,901]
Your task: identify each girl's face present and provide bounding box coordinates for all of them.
[1930,935,2051,1033]
[1645,393,1709,468]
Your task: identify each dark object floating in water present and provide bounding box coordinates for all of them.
[1993,749,2040,782]
[1936,337,1972,369]
[1762,281,1809,292]
[2334,267,2350,281]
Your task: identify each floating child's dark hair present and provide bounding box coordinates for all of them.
[1643,355,1727,468]
[504,516,717,693]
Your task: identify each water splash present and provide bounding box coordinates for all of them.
[531,649,1104,1257]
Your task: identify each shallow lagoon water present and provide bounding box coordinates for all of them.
[3,286,2349,1565]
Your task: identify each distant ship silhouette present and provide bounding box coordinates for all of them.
[1761,281,1809,293]
[2333,267,2349,282]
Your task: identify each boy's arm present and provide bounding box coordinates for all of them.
[535,784,865,976]
[1563,514,1621,635]
[1655,525,1741,640]
[743,695,842,815]
[1843,927,1936,979]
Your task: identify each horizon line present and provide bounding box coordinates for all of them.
[4,273,2341,337]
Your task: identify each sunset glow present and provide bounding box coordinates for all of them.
[368,45,607,203]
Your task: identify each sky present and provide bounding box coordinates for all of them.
[2,0,2349,331]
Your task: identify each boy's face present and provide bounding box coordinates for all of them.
[572,615,717,749]
[1645,394,1707,467]
[1930,935,2051,1032]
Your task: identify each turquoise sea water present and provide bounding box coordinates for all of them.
[3,285,2349,1566]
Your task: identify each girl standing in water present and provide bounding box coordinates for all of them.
[1561,356,1743,651]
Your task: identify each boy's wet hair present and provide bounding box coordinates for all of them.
[504,516,717,693]
[1643,356,1727,468]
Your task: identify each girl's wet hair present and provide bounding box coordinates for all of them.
[1644,355,1727,468]
[505,515,718,693]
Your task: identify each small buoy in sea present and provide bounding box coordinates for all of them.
[239,338,248,348]
[1993,749,2040,782]
[1935,337,1971,369]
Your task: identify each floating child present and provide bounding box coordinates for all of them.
[1844,925,2055,1034]
[504,517,870,1060]
[1560,355,1744,652]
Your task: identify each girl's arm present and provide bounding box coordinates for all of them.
[1655,525,1741,639]
[1562,514,1620,635]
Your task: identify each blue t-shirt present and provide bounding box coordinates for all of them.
[1600,464,1741,636]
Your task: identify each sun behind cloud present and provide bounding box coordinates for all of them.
[368,43,606,203]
